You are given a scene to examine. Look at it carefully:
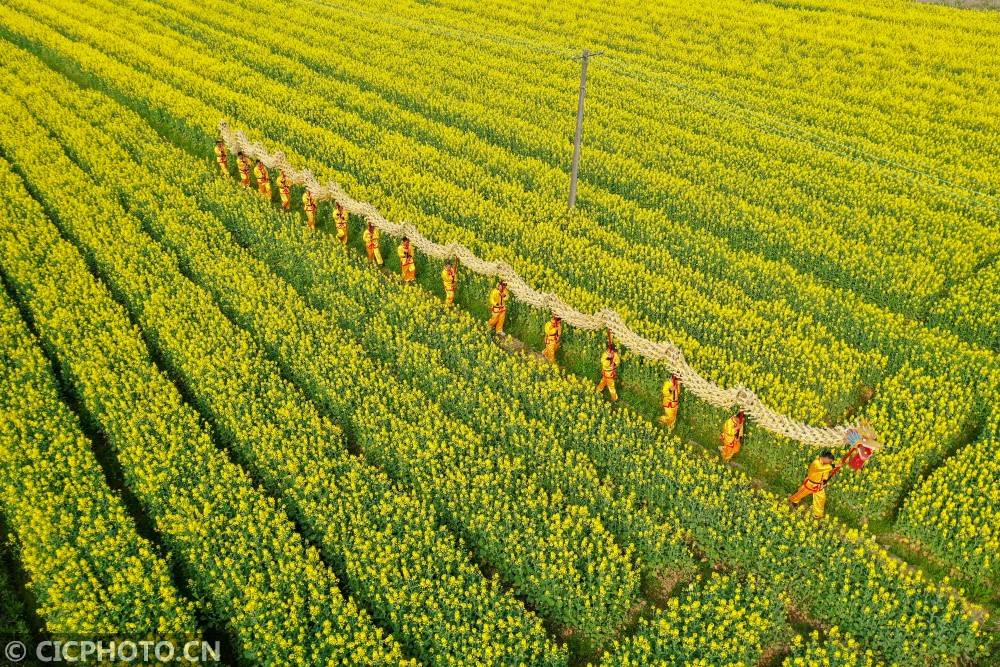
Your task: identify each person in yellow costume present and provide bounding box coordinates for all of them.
[398,237,416,284]
[788,450,841,519]
[277,170,292,210]
[364,222,383,266]
[595,343,621,402]
[659,374,681,430]
[542,314,562,363]
[236,151,252,188]
[254,160,271,200]
[719,410,745,462]
[441,259,457,307]
[213,139,228,177]
[303,189,317,230]
[487,280,509,336]
[334,202,349,246]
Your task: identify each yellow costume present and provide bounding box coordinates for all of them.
[303,191,317,230]
[789,457,837,519]
[720,414,744,461]
[442,265,457,306]
[277,171,291,210]
[213,142,228,177]
[254,161,271,199]
[364,227,383,265]
[543,318,561,363]
[335,206,349,246]
[595,349,620,401]
[237,154,252,187]
[487,286,508,334]
[398,243,416,283]
[658,377,680,430]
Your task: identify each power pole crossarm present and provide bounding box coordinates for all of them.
[568,49,600,210]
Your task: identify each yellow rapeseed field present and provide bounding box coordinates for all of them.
[0,0,995,665]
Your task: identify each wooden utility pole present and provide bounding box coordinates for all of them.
[568,49,600,210]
